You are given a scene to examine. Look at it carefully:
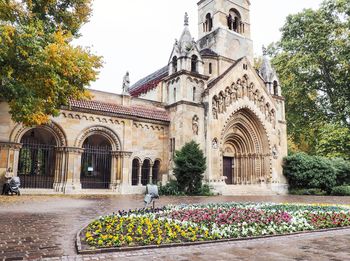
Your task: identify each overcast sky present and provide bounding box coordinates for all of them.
[74,0,323,94]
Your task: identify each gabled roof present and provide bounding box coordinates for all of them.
[129,66,168,97]
[68,99,170,122]
[207,57,243,88]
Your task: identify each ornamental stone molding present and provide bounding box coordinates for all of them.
[0,142,22,150]
[61,112,125,126]
[212,74,277,129]
[75,125,122,151]
[10,121,67,147]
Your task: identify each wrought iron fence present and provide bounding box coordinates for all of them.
[80,144,112,189]
[18,142,56,189]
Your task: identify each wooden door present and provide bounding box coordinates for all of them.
[223,157,233,184]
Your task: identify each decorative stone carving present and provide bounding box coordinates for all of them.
[212,138,218,149]
[212,98,218,119]
[75,126,121,150]
[122,71,130,94]
[192,115,199,135]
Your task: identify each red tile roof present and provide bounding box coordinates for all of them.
[69,100,170,122]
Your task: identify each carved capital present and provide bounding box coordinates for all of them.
[0,142,22,150]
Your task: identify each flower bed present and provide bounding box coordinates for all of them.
[81,203,350,250]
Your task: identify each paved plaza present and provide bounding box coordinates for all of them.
[0,195,350,260]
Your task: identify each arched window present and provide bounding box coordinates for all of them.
[172,56,178,73]
[141,159,150,186]
[228,9,242,33]
[191,55,198,73]
[273,81,279,96]
[205,13,213,32]
[209,63,212,74]
[132,159,139,186]
[152,160,161,184]
[193,87,196,101]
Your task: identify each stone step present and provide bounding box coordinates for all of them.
[217,185,277,196]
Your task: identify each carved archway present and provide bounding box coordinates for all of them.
[75,126,121,151]
[221,109,271,185]
[11,121,67,147]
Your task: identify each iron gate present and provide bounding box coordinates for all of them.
[18,142,56,189]
[80,144,112,189]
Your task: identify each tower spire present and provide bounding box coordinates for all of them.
[184,12,189,26]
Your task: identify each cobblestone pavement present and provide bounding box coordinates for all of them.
[0,195,350,261]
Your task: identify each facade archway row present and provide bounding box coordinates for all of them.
[131,157,162,187]
[5,122,139,193]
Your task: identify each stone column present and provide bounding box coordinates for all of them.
[0,142,22,187]
[121,152,132,187]
[149,164,154,185]
[62,147,84,194]
[138,162,142,186]
[110,152,119,191]
[53,147,67,192]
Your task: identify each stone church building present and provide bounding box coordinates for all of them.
[0,0,288,195]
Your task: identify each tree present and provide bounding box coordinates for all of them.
[0,0,102,125]
[173,141,206,195]
[268,0,350,155]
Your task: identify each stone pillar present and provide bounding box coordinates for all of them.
[0,142,22,187]
[149,164,153,185]
[138,162,142,186]
[110,152,118,191]
[62,147,83,194]
[53,147,67,192]
[121,152,132,187]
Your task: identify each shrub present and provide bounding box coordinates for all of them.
[331,158,350,186]
[158,180,184,196]
[289,188,327,196]
[283,153,337,193]
[198,184,214,196]
[331,186,350,196]
[173,141,206,195]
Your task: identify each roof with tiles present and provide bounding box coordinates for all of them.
[200,48,218,57]
[68,99,170,122]
[129,66,168,97]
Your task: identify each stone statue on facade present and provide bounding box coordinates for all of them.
[122,71,130,94]
[212,98,218,119]
[192,115,199,135]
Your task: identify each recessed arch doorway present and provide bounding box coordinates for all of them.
[222,109,271,185]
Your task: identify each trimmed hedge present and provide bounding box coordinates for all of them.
[331,186,350,196]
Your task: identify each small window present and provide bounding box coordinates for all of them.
[170,138,176,158]
[273,81,279,96]
[193,87,196,101]
[173,87,176,102]
[205,13,213,32]
[172,56,178,73]
[191,55,198,73]
[209,63,212,74]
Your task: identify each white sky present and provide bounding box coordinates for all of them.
[74,0,323,94]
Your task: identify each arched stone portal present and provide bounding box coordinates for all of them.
[221,109,271,185]
[80,134,112,189]
[17,128,57,189]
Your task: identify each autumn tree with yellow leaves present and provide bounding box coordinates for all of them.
[0,0,102,125]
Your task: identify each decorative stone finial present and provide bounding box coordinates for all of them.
[184,12,189,26]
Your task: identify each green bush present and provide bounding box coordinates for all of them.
[331,186,350,196]
[331,158,350,185]
[289,188,327,196]
[198,184,214,196]
[158,180,184,196]
[283,153,337,193]
[173,141,207,195]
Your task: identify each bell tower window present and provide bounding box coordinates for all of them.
[228,9,243,34]
[273,81,279,96]
[209,63,212,74]
[204,13,213,32]
[172,56,178,73]
[191,55,198,73]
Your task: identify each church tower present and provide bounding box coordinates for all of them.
[197,0,253,63]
